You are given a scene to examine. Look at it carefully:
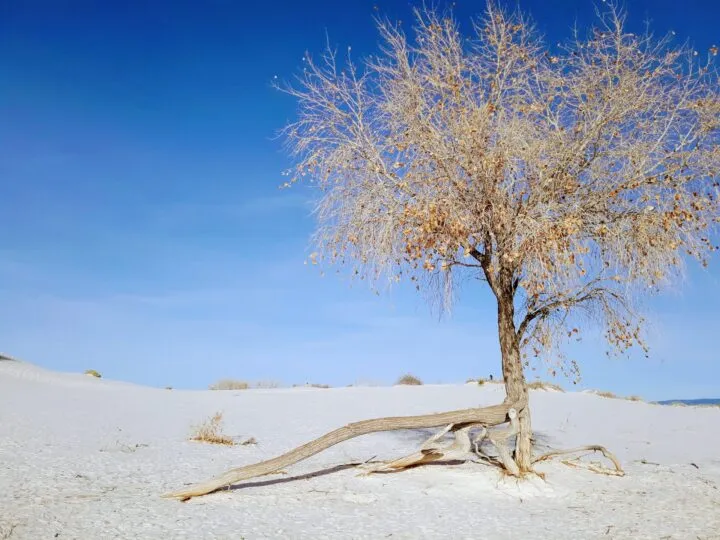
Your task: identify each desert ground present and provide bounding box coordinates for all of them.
[1,358,719,539]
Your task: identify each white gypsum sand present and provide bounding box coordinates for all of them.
[1,360,719,539]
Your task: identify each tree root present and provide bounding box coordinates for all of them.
[356,422,478,475]
[163,401,519,501]
[476,408,520,477]
[163,397,623,501]
[533,445,625,477]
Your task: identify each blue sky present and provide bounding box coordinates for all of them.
[1,0,718,400]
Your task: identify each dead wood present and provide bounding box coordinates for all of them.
[533,445,625,476]
[164,401,519,500]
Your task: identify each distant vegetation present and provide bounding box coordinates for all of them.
[527,380,564,392]
[209,379,249,391]
[467,377,503,385]
[84,369,102,378]
[589,390,647,402]
[591,390,619,399]
[254,381,280,389]
[209,379,285,390]
[395,374,423,386]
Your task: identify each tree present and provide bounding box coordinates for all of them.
[165,2,719,500]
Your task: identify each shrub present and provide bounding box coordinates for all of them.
[527,380,564,392]
[209,379,249,391]
[626,395,644,402]
[190,412,234,446]
[396,374,423,386]
[592,390,618,399]
[84,369,102,378]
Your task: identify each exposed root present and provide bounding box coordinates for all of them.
[163,401,520,501]
[360,409,525,477]
[533,445,625,477]
[358,423,478,475]
[163,394,625,502]
[483,408,521,477]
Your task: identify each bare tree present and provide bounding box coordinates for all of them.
[165,2,718,500]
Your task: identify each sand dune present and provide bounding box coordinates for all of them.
[1,361,719,539]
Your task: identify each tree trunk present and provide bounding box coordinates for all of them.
[496,282,533,471]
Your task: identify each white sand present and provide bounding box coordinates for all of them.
[1,359,719,539]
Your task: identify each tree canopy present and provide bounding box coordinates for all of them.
[280,3,719,379]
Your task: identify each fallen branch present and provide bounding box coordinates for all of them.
[163,401,519,500]
[533,445,625,476]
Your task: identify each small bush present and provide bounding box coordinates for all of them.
[626,395,644,402]
[190,412,234,446]
[209,379,249,391]
[592,390,618,399]
[84,369,102,378]
[527,380,564,392]
[396,374,423,386]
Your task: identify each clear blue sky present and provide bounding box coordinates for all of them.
[1,0,718,400]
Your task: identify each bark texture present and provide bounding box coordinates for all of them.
[496,280,533,471]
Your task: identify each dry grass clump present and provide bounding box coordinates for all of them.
[592,390,619,399]
[294,383,331,389]
[190,412,235,446]
[396,373,423,386]
[84,369,102,378]
[625,395,644,402]
[527,380,565,392]
[468,377,504,385]
[254,380,280,389]
[209,379,249,391]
